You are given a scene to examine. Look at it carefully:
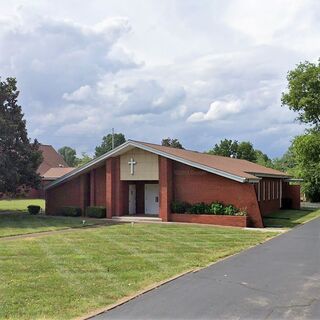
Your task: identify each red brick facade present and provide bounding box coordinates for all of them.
[45,153,300,228]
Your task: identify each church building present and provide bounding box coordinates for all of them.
[45,140,300,228]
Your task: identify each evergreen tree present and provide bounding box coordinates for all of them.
[95,133,126,157]
[0,78,42,195]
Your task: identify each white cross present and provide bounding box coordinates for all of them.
[128,158,137,175]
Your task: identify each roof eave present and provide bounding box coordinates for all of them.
[45,140,254,190]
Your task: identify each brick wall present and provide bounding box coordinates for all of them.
[283,183,301,210]
[93,166,106,207]
[45,176,82,214]
[171,162,263,227]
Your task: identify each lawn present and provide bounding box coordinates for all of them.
[263,209,320,228]
[0,213,101,238]
[0,222,278,320]
[0,199,45,212]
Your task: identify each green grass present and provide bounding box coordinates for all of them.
[0,199,45,212]
[0,222,278,320]
[0,213,101,238]
[263,209,320,228]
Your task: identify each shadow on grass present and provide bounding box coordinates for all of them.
[263,209,318,228]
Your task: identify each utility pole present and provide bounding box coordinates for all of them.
[111,128,115,150]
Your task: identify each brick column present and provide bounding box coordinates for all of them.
[79,174,86,216]
[159,157,173,222]
[106,158,114,218]
[90,169,95,206]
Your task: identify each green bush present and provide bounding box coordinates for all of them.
[224,204,238,215]
[58,206,82,217]
[171,201,191,213]
[188,202,210,214]
[209,202,224,214]
[27,205,41,215]
[171,201,246,216]
[86,206,106,218]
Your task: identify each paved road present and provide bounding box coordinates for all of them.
[93,218,320,320]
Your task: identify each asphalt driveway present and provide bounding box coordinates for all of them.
[93,218,320,320]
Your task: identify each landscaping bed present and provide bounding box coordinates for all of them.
[170,213,248,227]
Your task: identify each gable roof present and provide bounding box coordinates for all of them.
[38,145,69,176]
[42,167,76,180]
[45,140,289,190]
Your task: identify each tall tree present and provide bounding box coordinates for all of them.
[76,152,92,167]
[255,150,273,168]
[0,77,42,195]
[95,133,126,157]
[58,146,77,167]
[207,139,238,157]
[291,132,320,202]
[237,141,257,162]
[161,138,184,149]
[281,60,320,130]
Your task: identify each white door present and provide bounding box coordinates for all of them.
[129,184,136,215]
[145,184,159,215]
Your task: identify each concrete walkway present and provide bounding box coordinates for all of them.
[93,218,320,320]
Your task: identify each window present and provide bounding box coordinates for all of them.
[258,182,261,201]
[262,181,266,201]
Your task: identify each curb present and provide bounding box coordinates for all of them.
[75,268,195,320]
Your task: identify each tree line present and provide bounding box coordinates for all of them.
[1,59,320,200]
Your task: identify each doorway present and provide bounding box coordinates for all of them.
[144,184,159,215]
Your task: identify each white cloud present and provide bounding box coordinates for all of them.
[63,85,93,102]
[0,1,318,157]
[188,99,242,122]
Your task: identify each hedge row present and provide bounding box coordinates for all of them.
[56,206,106,218]
[171,201,247,216]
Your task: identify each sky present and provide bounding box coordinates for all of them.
[0,0,319,157]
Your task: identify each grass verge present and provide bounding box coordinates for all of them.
[263,209,320,228]
[0,222,278,319]
[0,199,45,212]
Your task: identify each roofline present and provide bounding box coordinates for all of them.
[45,140,261,190]
[284,178,303,183]
[250,173,290,179]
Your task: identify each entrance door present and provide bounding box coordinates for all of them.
[129,184,136,215]
[145,184,159,215]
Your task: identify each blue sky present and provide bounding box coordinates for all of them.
[1,0,319,157]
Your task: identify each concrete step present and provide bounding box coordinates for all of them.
[112,215,162,222]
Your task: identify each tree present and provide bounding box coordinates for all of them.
[291,132,320,202]
[255,150,273,168]
[95,133,126,157]
[237,141,257,162]
[76,152,92,167]
[58,146,77,167]
[0,77,42,195]
[161,138,184,149]
[207,139,238,157]
[281,60,320,130]
[272,146,298,174]
[208,139,257,161]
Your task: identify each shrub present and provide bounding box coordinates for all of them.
[58,206,82,217]
[209,202,224,215]
[188,202,210,214]
[171,201,191,213]
[27,205,41,215]
[224,204,238,215]
[171,201,245,216]
[86,206,106,218]
[234,210,247,216]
